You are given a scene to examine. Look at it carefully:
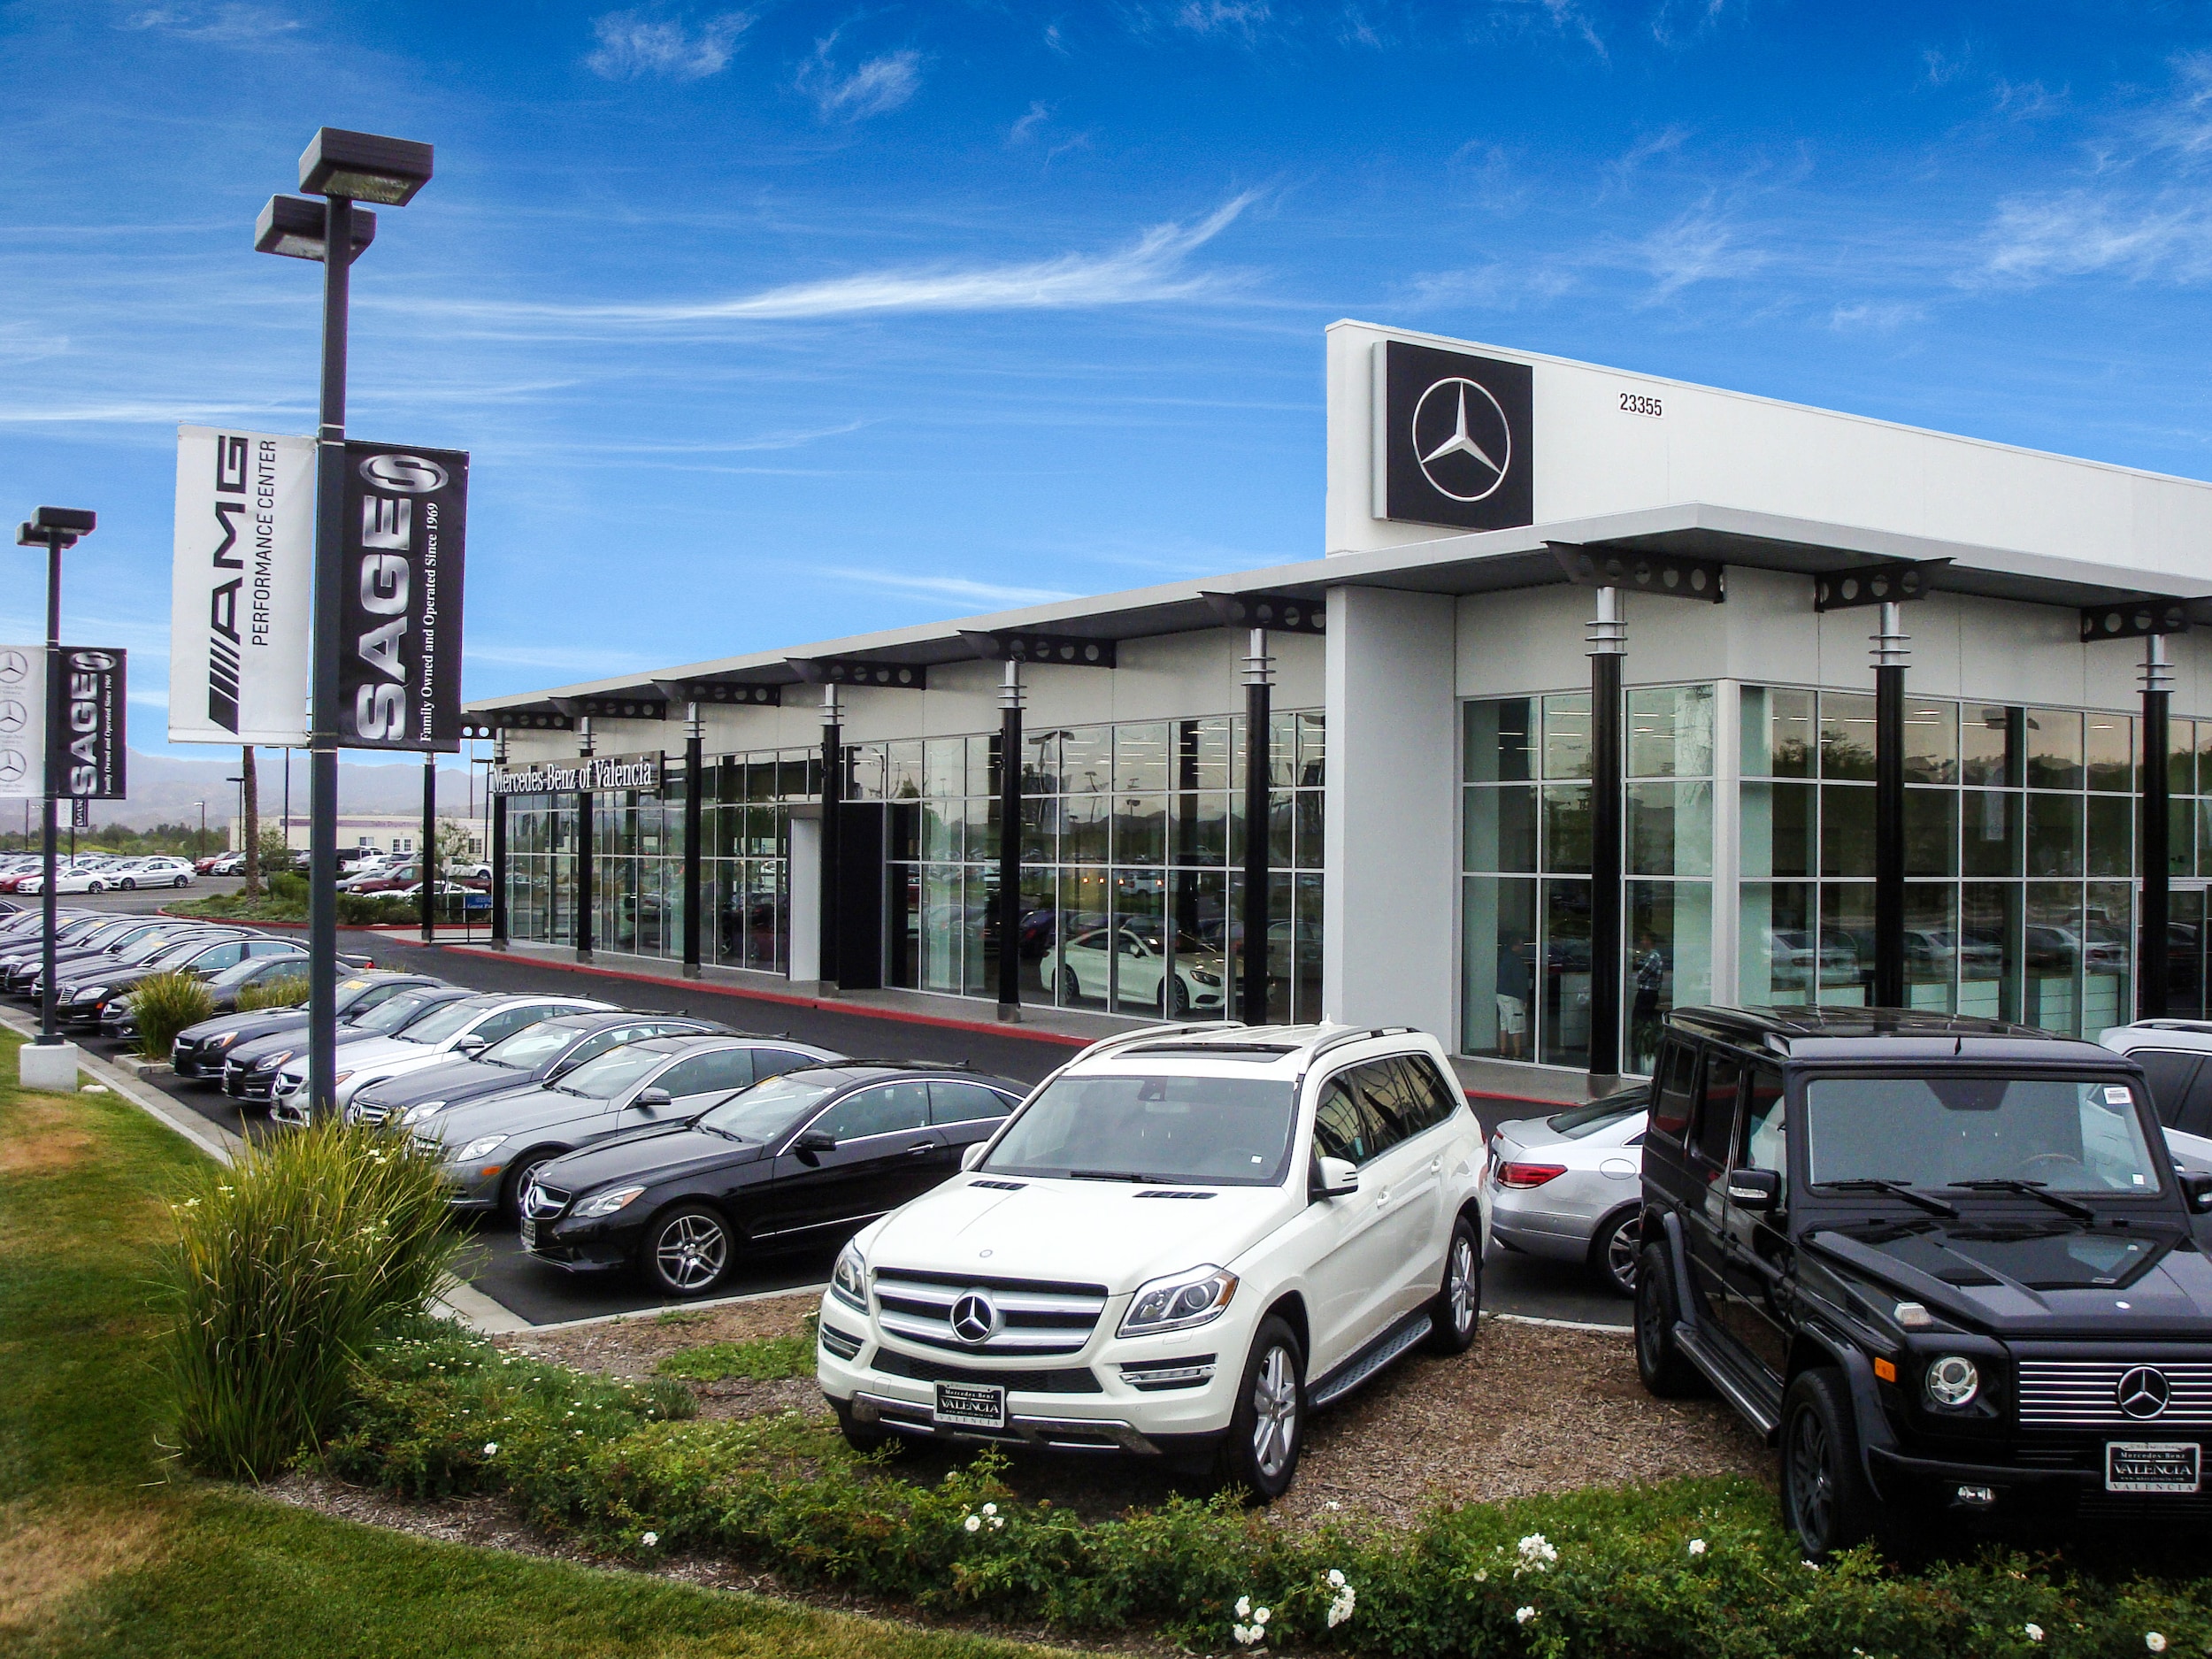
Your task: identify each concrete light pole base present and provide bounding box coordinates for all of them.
[18,1041,81,1093]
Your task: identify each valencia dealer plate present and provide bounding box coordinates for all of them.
[2106,1441,2200,1494]
[933,1381,1007,1429]
[519,1217,536,1252]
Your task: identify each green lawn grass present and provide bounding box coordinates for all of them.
[0,1031,1065,1659]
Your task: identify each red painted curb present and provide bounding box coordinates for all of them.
[434,944,1096,1048]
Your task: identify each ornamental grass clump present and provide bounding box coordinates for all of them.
[129,971,215,1061]
[234,974,310,1012]
[162,1118,461,1480]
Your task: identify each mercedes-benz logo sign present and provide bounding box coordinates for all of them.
[949,1290,1001,1345]
[2117,1365,2172,1419]
[0,749,25,789]
[0,648,28,687]
[1412,377,1513,503]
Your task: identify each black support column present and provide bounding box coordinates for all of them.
[1586,588,1624,1084]
[1240,626,1273,1028]
[1872,602,1909,1009]
[682,702,703,979]
[419,752,437,943]
[488,789,508,947]
[818,686,842,991]
[573,718,595,963]
[996,661,1024,1021]
[2143,634,2174,1018]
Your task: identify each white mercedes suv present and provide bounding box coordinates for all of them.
[817,1022,1488,1499]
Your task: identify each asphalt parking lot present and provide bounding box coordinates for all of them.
[25,890,1630,1331]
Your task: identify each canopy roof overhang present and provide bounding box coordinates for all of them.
[467,503,2212,722]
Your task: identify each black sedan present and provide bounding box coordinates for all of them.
[171,971,448,1079]
[521,1064,1025,1297]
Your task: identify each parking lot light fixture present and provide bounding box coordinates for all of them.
[16,507,95,1049]
[254,196,376,263]
[296,127,434,205]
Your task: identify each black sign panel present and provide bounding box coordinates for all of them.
[338,442,469,752]
[50,648,126,801]
[1377,341,1533,532]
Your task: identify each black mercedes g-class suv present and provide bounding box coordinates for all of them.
[1635,1007,2212,1558]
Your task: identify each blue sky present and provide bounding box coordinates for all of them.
[5,0,2212,762]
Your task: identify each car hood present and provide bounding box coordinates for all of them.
[1810,1220,2212,1339]
[356,1056,515,1106]
[540,1125,765,1191]
[419,1084,606,1142]
[236,1023,383,1064]
[864,1177,1290,1295]
[298,1033,441,1071]
[180,1008,310,1046]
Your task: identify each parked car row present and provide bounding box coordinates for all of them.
[0,853,198,894]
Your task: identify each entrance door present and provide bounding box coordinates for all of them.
[835,802,884,990]
[2170,887,2207,1019]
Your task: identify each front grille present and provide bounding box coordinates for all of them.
[352,1100,395,1125]
[872,1268,1109,1357]
[2018,1361,2212,1429]
[524,1182,571,1221]
[870,1348,1102,1394]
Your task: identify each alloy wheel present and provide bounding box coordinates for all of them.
[1447,1233,1477,1336]
[655,1213,728,1291]
[1249,1344,1299,1479]
[1787,1408,1834,1549]
[1605,1215,1641,1294]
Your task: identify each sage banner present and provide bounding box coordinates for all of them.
[0,645,44,801]
[338,441,469,752]
[51,648,127,801]
[169,426,313,745]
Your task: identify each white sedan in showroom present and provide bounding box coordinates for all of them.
[1486,1087,1650,1297]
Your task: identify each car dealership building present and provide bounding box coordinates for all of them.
[470,319,2212,1086]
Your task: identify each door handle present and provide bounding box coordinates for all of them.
[1376,1187,1392,1209]
[905,1142,934,1156]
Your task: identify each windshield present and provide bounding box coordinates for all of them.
[1547,1093,1647,1140]
[697,1073,840,1141]
[353,989,449,1033]
[396,1001,492,1045]
[481,1022,580,1070]
[983,1072,1297,1186]
[556,1046,670,1100]
[1806,1075,2166,1197]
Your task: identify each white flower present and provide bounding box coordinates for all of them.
[1326,1570,1346,1587]
[482,1442,498,1455]
[1515,1606,1537,1625]
[981,1502,996,1516]
[2025,1627,2044,1645]
[1236,1597,1251,1619]
[1253,1608,1270,1626]
[640,1532,658,1548]
[1232,1625,1262,1647]
[2146,1637,2167,1655]
[1687,1538,1707,1555]
[1471,1570,1488,1583]
[1517,1533,1557,1569]
[964,1515,981,1533]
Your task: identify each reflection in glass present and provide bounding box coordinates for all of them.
[1741,686,1814,779]
[1627,880,1710,1075]
[2025,794,2084,878]
[1960,883,2020,1023]
[2024,881,2084,1035]
[1821,784,1875,878]
[1962,790,2022,877]
[1903,700,1959,784]
[1543,785,1593,874]
[1628,781,1713,876]
[1904,788,1958,877]
[1543,693,1592,780]
[1463,876,1537,1058]
[1820,693,1876,781]
[1740,780,1814,879]
[2085,795,2131,878]
[2085,880,2131,1038]
[1465,699,1534,783]
[1819,883,1874,1006]
[1740,880,1815,1007]
[1540,879,1593,1070]
[2025,709,2084,790]
[1627,685,1715,779]
[2085,713,2133,794]
[1903,884,1958,1012]
[1962,706,2020,787]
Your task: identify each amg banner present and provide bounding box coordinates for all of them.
[0,646,43,801]
[339,441,469,753]
[170,426,313,745]
[50,648,127,801]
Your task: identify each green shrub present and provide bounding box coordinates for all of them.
[337,892,417,926]
[654,1325,815,1383]
[162,1120,463,1481]
[268,871,309,905]
[131,971,216,1061]
[235,974,310,1012]
[325,1321,2212,1658]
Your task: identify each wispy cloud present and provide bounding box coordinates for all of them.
[1829,301,1926,331]
[1920,43,1969,88]
[116,4,301,44]
[1174,1,1271,40]
[465,643,663,676]
[817,567,1078,608]
[2131,51,2212,167]
[1638,206,1764,299]
[417,194,1258,326]
[797,35,923,120]
[1978,188,2212,284]
[585,9,751,80]
[1009,100,1052,143]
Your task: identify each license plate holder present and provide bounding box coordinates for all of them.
[933,1380,1007,1429]
[2107,1440,2200,1494]
[519,1218,536,1251]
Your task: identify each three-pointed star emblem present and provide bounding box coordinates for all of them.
[1419,382,1505,478]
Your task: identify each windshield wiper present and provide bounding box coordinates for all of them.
[1823,1179,1960,1218]
[1948,1179,2100,1224]
[1067,1169,1145,1182]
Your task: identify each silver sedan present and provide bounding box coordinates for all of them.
[1486,1088,1649,1296]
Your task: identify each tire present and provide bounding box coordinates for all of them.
[119,879,136,891]
[833,1399,902,1455]
[1781,1368,1886,1562]
[173,877,189,889]
[640,1202,733,1297]
[1159,977,1192,1017]
[1424,1211,1481,1355]
[1588,1208,1642,1298]
[1213,1315,1305,1502]
[86,881,104,894]
[501,1148,562,1225]
[1056,965,1080,1003]
[1633,1240,1709,1399]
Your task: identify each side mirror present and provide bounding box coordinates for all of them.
[795,1127,837,1153]
[1310,1156,1360,1201]
[633,1086,672,1110]
[2185,1171,2212,1213]
[1726,1167,1783,1212]
[961,1141,989,1172]
[455,1034,488,1055]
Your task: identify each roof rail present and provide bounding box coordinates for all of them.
[1305,1025,1421,1064]
[1077,1020,1250,1060]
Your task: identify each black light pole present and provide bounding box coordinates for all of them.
[489,732,510,949]
[256,128,432,1123]
[574,719,595,963]
[682,703,703,978]
[996,661,1024,1021]
[192,802,206,861]
[2143,634,2174,1018]
[1586,588,1624,1083]
[1240,628,1272,1027]
[818,686,842,990]
[420,751,437,942]
[15,507,93,1052]
[1871,603,1909,1008]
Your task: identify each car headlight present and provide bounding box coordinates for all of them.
[831,1240,869,1312]
[576,1185,646,1219]
[1189,968,1223,987]
[1925,1355,1980,1408]
[456,1134,507,1162]
[332,1071,353,1086]
[257,1050,296,1070]
[1118,1264,1240,1337]
[75,986,106,1002]
[400,1100,448,1125]
[210,1032,238,1048]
